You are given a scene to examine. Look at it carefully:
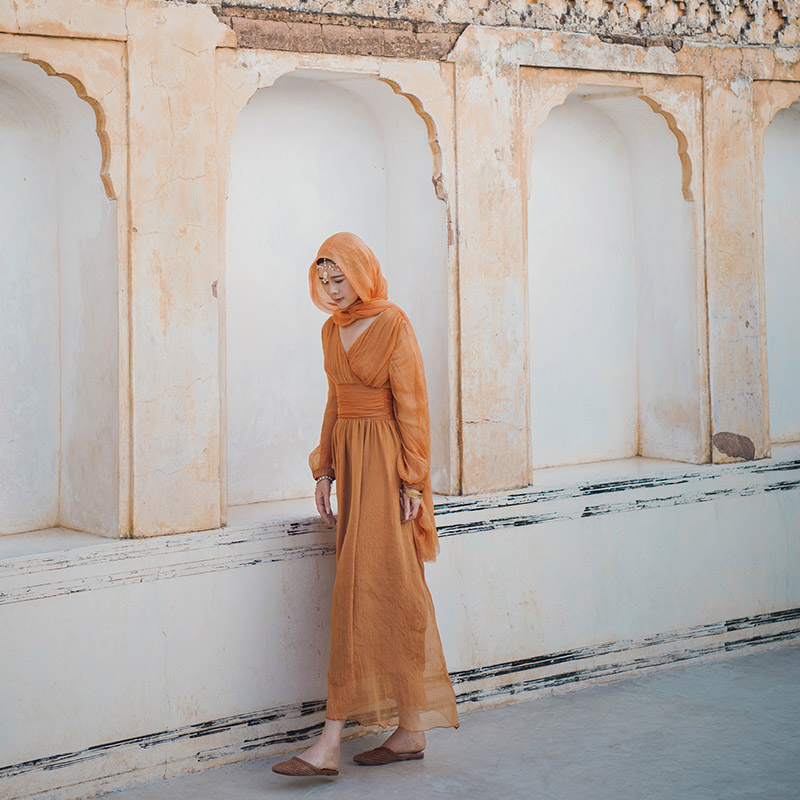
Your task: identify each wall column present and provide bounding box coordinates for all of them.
[704,76,769,462]
[452,27,529,494]
[127,6,234,534]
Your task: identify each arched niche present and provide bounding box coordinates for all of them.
[0,55,118,536]
[763,101,800,444]
[225,70,450,506]
[527,85,704,470]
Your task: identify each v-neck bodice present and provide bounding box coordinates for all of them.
[338,312,384,358]
[323,311,396,388]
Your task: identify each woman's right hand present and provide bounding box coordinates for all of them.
[315,479,336,526]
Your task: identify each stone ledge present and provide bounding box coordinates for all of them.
[2,444,798,605]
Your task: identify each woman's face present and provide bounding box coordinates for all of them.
[317,260,358,309]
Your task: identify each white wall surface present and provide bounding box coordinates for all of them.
[0,61,60,533]
[0,55,118,536]
[598,93,702,463]
[527,87,702,470]
[528,93,638,469]
[226,71,449,505]
[56,79,119,537]
[764,103,800,444]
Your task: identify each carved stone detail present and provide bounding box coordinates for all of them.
[215,0,800,50]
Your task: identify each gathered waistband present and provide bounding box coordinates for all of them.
[337,384,394,420]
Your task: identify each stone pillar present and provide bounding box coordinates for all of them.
[452,27,529,494]
[703,76,769,463]
[127,5,234,535]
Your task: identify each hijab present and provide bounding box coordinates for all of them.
[308,232,402,326]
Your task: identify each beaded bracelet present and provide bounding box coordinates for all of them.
[315,475,334,484]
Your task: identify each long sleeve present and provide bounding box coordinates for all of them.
[309,376,338,480]
[389,320,430,490]
[389,319,438,562]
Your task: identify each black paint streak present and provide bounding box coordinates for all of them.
[437,478,800,537]
[455,628,799,706]
[449,608,800,688]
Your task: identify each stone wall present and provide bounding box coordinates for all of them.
[1,1,799,798]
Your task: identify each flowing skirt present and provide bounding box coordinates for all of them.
[326,416,458,731]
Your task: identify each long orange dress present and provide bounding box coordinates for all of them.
[309,304,458,732]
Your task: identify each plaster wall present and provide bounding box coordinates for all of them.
[528,94,638,467]
[226,71,450,504]
[763,103,800,444]
[0,58,60,533]
[0,55,118,536]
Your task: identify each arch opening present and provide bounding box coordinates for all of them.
[0,55,119,536]
[225,70,450,507]
[763,100,800,444]
[527,85,704,471]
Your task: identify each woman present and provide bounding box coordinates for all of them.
[272,232,458,777]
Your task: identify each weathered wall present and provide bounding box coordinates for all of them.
[0,0,799,798]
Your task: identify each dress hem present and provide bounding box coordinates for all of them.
[324,715,459,732]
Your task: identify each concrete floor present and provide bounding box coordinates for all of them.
[105,645,800,800]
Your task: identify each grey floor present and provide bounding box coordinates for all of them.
[106,645,800,800]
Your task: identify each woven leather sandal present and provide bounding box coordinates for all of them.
[271,756,339,776]
[353,745,425,765]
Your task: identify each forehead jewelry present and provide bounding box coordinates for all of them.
[317,259,340,285]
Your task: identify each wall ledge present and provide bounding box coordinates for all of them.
[2,444,799,606]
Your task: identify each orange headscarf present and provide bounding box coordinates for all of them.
[308,232,402,327]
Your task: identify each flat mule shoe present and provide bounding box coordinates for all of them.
[271,756,339,776]
[353,745,425,765]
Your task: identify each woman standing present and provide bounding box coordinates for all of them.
[272,232,458,777]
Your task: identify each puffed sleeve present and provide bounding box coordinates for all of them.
[389,319,439,562]
[309,378,338,481]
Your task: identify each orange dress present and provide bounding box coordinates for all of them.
[310,308,459,731]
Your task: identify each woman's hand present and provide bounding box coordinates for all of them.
[399,489,422,523]
[315,479,336,526]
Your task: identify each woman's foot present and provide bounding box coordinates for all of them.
[382,726,426,754]
[295,738,340,771]
[289,718,344,772]
[352,728,426,765]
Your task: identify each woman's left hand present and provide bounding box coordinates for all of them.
[399,490,422,523]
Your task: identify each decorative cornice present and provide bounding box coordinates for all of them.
[210,0,800,50]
